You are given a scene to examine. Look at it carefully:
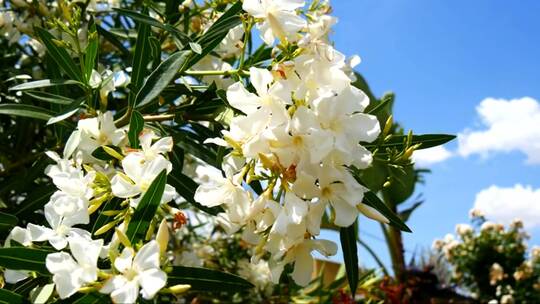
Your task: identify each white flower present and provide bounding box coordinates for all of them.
[269,239,337,286]
[137,130,174,161]
[489,263,504,285]
[110,153,176,207]
[100,241,167,303]
[3,227,33,283]
[46,237,103,299]
[216,24,244,58]
[67,112,127,160]
[45,151,95,200]
[194,173,250,224]
[455,223,473,236]
[27,203,90,250]
[243,0,306,45]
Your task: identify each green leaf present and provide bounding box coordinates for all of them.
[367,93,394,115]
[114,8,190,46]
[168,171,223,215]
[23,91,75,105]
[91,198,121,236]
[9,79,81,91]
[364,134,456,151]
[399,201,423,222]
[363,192,412,232]
[0,211,18,232]
[125,170,167,243]
[91,145,123,161]
[71,292,109,304]
[35,28,83,83]
[84,20,99,83]
[0,289,24,304]
[46,98,85,125]
[382,165,417,205]
[129,8,151,107]
[0,247,52,274]
[95,24,130,56]
[128,110,144,148]
[0,104,74,127]
[340,222,359,296]
[134,51,190,108]
[168,266,254,291]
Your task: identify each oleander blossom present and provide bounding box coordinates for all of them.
[194,0,388,286]
[6,111,174,302]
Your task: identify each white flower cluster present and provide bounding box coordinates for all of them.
[5,112,177,303]
[194,0,387,286]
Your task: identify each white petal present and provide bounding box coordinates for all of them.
[115,247,134,273]
[133,240,160,270]
[138,268,167,299]
[63,130,81,159]
[110,174,140,198]
[100,275,128,295]
[53,270,82,299]
[330,198,359,227]
[27,224,54,243]
[110,280,139,304]
[291,246,313,286]
[69,237,103,272]
[46,252,77,274]
[4,269,29,284]
[226,82,261,114]
[150,137,173,154]
[242,0,265,17]
[48,235,69,250]
[308,239,338,257]
[249,67,273,97]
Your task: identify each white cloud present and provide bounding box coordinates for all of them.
[458,97,540,164]
[474,184,540,228]
[413,146,453,166]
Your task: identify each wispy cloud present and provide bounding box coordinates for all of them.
[474,184,540,228]
[413,146,453,167]
[458,97,540,164]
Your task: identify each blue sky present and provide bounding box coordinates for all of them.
[321,0,540,270]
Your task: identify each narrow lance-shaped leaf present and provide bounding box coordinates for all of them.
[125,170,167,243]
[363,191,412,232]
[364,134,456,151]
[340,222,359,296]
[9,79,81,91]
[84,20,99,83]
[128,110,144,148]
[168,266,254,291]
[134,51,191,108]
[23,91,75,105]
[129,7,151,107]
[46,97,85,125]
[0,247,52,274]
[0,104,74,128]
[0,289,24,304]
[35,28,83,83]
[114,8,191,46]
[0,212,18,232]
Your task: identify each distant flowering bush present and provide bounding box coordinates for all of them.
[433,210,540,303]
[0,0,454,302]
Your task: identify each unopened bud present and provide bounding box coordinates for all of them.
[168,284,191,294]
[156,219,169,255]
